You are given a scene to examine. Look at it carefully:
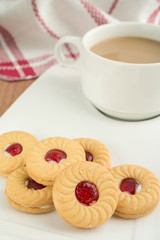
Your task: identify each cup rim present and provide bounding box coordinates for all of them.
[82,21,160,67]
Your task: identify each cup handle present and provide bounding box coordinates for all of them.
[54,36,82,68]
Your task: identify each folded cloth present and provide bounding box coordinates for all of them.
[0,0,159,81]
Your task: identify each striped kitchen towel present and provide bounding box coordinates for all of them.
[0,0,159,81]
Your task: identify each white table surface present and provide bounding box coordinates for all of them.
[0,66,160,240]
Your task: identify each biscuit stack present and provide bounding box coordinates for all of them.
[0,131,160,229]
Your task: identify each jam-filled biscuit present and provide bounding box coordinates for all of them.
[26,137,85,186]
[53,161,118,228]
[110,164,160,218]
[74,138,111,168]
[0,131,38,177]
[5,167,54,213]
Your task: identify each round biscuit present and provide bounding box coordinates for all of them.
[0,131,38,177]
[5,167,54,213]
[26,137,85,186]
[110,164,160,218]
[53,161,118,228]
[74,138,111,168]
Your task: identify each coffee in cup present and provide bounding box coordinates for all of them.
[90,36,160,64]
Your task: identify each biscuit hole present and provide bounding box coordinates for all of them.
[85,151,93,162]
[25,177,46,190]
[119,178,141,195]
[4,143,23,157]
[75,181,99,206]
[45,149,67,164]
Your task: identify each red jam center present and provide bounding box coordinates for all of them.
[75,181,99,206]
[45,149,67,163]
[5,143,23,156]
[120,178,140,195]
[26,177,46,190]
[85,151,93,162]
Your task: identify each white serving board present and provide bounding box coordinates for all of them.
[0,66,160,240]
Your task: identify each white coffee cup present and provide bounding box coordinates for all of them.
[54,22,160,121]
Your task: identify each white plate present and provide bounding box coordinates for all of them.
[0,66,160,240]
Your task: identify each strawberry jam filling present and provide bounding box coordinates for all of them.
[85,151,93,162]
[45,149,67,163]
[75,181,99,206]
[120,178,140,195]
[26,177,46,190]
[5,143,23,156]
